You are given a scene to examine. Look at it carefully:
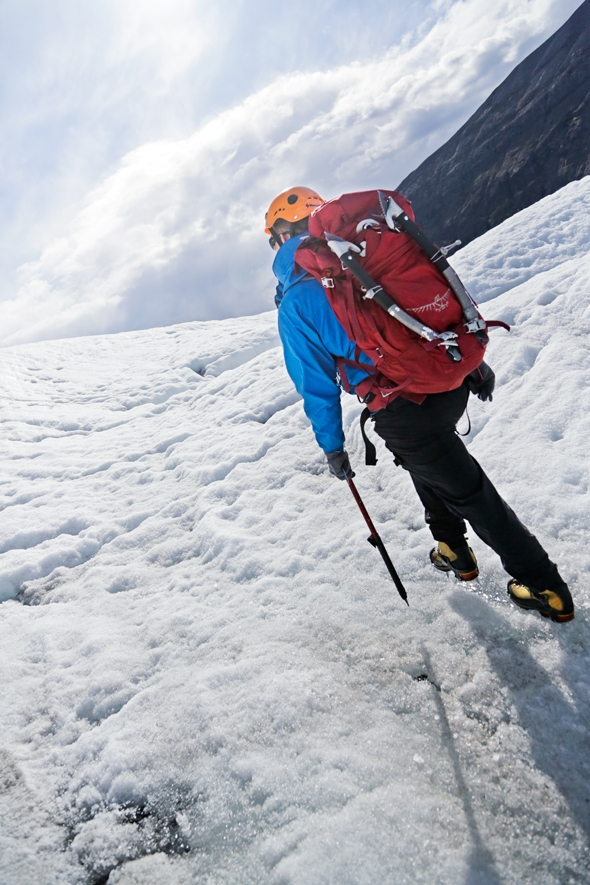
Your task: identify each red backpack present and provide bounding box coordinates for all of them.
[295,189,502,411]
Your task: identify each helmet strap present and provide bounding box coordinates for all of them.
[270,225,287,247]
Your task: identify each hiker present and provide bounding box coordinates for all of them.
[265,185,574,622]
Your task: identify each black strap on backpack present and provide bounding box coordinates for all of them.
[377,190,489,343]
[360,407,378,466]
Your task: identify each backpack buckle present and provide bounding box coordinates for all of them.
[360,391,376,404]
[321,277,334,288]
[464,317,487,334]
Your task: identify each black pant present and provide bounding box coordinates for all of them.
[372,384,562,589]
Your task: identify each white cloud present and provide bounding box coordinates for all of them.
[0,0,581,345]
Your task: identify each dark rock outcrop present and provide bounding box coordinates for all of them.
[397,1,590,247]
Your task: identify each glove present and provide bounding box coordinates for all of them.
[466,361,495,402]
[326,450,355,480]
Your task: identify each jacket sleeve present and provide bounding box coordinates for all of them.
[278,289,346,453]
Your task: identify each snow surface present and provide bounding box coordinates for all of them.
[1,178,590,885]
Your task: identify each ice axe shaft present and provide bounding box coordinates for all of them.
[346,477,408,604]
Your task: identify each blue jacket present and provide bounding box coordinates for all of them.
[273,233,373,453]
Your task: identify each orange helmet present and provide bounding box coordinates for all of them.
[264,186,324,235]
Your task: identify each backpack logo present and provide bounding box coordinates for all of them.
[409,289,451,314]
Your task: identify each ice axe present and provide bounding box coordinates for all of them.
[346,477,409,605]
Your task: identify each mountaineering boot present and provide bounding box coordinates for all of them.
[507,579,574,623]
[430,541,479,581]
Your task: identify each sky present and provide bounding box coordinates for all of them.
[0,0,582,346]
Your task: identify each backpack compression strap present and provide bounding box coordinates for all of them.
[326,234,463,363]
[377,191,488,343]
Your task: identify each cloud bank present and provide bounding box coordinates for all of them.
[0,0,580,346]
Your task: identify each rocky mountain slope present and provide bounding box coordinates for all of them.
[397,0,590,247]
